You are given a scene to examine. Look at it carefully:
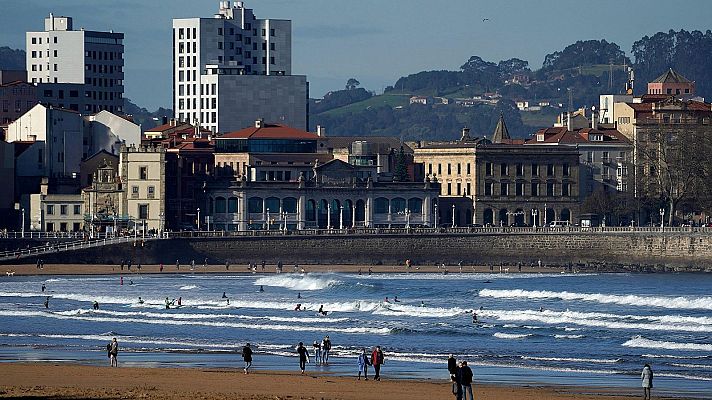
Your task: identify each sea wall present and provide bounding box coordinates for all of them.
[8,231,712,270]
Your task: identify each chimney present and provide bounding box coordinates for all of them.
[460,127,471,141]
[566,112,571,131]
[162,116,168,125]
[255,118,264,128]
[169,118,177,127]
[316,125,326,137]
[591,107,597,130]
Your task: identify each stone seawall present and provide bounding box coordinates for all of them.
[7,232,712,269]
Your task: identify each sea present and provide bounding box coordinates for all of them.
[1,270,711,397]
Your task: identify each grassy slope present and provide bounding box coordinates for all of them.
[320,93,412,116]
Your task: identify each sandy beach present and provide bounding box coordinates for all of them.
[0,363,682,400]
[3,263,567,276]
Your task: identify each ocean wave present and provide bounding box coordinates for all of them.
[179,285,199,290]
[623,336,712,352]
[479,308,712,333]
[670,363,712,369]
[493,332,532,339]
[254,274,342,291]
[479,289,712,310]
[642,354,710,360]
[0,310,390,335]
[553,334,585,339]
[522,356,619,364]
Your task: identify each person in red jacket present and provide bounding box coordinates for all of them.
[371,346,385,381]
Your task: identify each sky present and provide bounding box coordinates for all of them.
[1,0,711,110]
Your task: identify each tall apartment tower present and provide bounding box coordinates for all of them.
[26,14,124,113]
[173,1,308,133]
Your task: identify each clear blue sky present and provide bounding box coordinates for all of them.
[2,0,711,110]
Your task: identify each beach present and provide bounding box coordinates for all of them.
[0,363,681,400]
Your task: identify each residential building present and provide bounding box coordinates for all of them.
[82,110,141,157]
[0,70,38,126]
[26,14,124,113]
[28,178,83,232]
[647,68,695,96]
[119,145,166,233]
[172,1,308,132]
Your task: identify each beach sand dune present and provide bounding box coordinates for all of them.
[0,364,684,400]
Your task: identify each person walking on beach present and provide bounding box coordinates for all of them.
[452,361,463,400]
[312,341,321,365]
[448,354,457,379]
[109,337,118,367]
[459,361,473,400]
[371,346,384,381]
[641,363,653,400]
[242,343,253,374]
[357,348,371,380]
[296,342,310,374]
[322,336,332,365]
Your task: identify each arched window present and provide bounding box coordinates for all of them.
[408,198,423,214]
[483,208,493,226]
[306,199,316,221]
[560,208,571,222]
[215,197,226,213]
[391,197,406,213]
[227,197,238,213]
[499,208,508,225]
[374,197,389,214]
[355,200,366,221]
[283,197,298,213]
[514,208,525,226]
[265,197,280,213]
[248,197,263,213]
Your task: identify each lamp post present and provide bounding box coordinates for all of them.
[197,208,201,231]
[142,219,145,240]
[21,208,25,238]
[531,208,538,228]
[159,212,164,238]
[266,208,271,230]
[113,215,117,238]
[451,205,456,228]
[283,211,288,232]
[434,203,439,229]
[659,207,665,229]
[543,202,548,227]
[327,203,332,229]
[405,208,411,229]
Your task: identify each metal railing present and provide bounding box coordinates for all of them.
[0,236,157,262]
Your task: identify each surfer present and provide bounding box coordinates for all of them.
[384,297,390,303]
[165,297,171,309]
[93,301,99,310]
[539,306,544,312]
[297,292,301,299]
[222,292,228,298]
[259,285,264,292]
[44,296,50,309]
[420,301,425,307]
[226,298,230,305]
[472,312,478,323]
[318,305,328,316]
[295,303,302,311]
[129,280,134,285]
[368,267,372,275]
[41,284,46,292]
[177,297,182,306]
[394,296,400,303]
[138,297,144,304]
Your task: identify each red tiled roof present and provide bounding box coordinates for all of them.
[525,127,630,145]
[220,123,318,140]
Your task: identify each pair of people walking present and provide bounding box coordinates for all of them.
[106,337,118,367]
[448,355,473,400]
[357,346,385,381]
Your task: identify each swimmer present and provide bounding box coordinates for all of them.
[138,297,144,304]
[394,296,400,303]
[41,284,46,292]
[297,292,301,299]
[259,285,264,292]
[539,306,544,312]
[177,297,182,306]
[295,303,302,311]
[472,313,478,323]
[318,305,327,316]
[420,301,425,307]
[165,297,171,309]
[384,297,390,303]
[93,301,99,310]
[44,296,50,309]
[222,292,228,298]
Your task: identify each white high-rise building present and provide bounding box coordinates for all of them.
[26,14,124,114]
[173,1,307,133]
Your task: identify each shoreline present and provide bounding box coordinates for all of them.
[0,263,692,276]
[0,363,690,400]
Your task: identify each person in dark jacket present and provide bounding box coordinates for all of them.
[296,342,310,374]
[242,343,253,374]
[447,354,457,378]
[371,346,384,381]
[459,361,473,400]
[109,337,118,367]
[452,362,463,400]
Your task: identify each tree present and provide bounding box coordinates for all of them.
[345,78,361,90]
[394,146,409,182]
[541,40,629,72]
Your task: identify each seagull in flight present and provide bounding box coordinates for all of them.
[482,18,490,22]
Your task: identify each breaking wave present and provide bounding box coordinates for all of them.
[622,336,712,352]
[253,274,342,291]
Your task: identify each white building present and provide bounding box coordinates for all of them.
[26,14,124,113]
[119,145,166,233]
[83,110,141,157]
[173,1,307,132]
[598,94,633,124]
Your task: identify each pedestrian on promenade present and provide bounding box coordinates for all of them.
[371,345,384,381]
[109,337,118,367]
[296,342,310,374]
[357,348,371,380]
[641,363,653,400]
[242,343,253,374]
[459,361,473,400]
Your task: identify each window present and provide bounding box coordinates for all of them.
[428,163,432,174]
[466,183,471,195]
[562,183,571,197]
[457,163,461,175]
[218,27,223,35]
[532,163,539,175]
[500,182,509,196]
[447,183,452,195]
[563,163,570,176]
[531,182,539,196]
[270,28,275,36]
[148,186,155,198]
[131,186,139,196]
[516,182,524,196]
[447,163,451,174]
[60,205,67,215]
[547,182,555,196]
[500,163,508,175]
[138,204,149,220]
[139,166,148,180]
[217,42,223,49]
[437,164,442,175]
[47,205,54,215]
[466,163,471,175]
[485,162,493,176]
[73,205,81,215]
[374,198,389,214]
[547,164,554,176]
[46,223,54,232]
[485,182,493,196]
[215,197,226,213]
[456,183,461,195]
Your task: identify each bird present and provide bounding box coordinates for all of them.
[482,18,490,22]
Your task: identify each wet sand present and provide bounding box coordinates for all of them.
[0,363,678,400]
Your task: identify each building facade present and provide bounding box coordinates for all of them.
[119,145,166,233]
[173,1,307,132]
[26,14,124,113]
[0,74,38,126]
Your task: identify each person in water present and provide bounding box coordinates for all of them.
[44,296,50,309]
[294,303,302,311]
[93,301,99,310]
[222,292,228,298]
[384,297,390,303]
[165,297,171,309]
[420,301,426,307]
[138,297,144,304]
[259,285,264,292]
[394,296,400,302]
[297,292,301,299]
[177,297,182,306]
[41,284,46,292]
[318,305,327,316]
[472,312,478,323]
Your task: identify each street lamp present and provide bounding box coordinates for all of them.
[197,208,201,231]
[405,208,411,229]
[266,208,271,230]
[339,205,344,230]
[659,208,665,229]
[434,203,439,229]
[451,204,456,228]
[159,212,164,238]
[543,202,548,227]
[531,208,538,228]
[21,208,25,238]
[327,203,332,229]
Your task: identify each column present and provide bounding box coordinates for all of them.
[387,200,392,228]
[327,202,332,229]
[423,196,431,226]
[297,195,305,230]
[239,193,248,231]
[351,202,356,228]
[366,196,373,228]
